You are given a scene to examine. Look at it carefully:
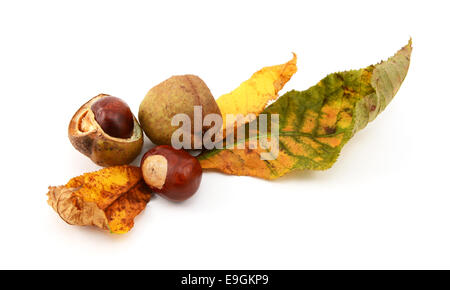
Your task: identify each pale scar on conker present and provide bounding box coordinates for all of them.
[140,145,202,202]
[68,94,143,167]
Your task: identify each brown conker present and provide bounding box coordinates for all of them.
[91,96,134,139]
[140,145,202,202]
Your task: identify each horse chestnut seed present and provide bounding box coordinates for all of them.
[91,96,134,139]
[140,145,202,201]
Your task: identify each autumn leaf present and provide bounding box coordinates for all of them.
[216,54,297,128]
[199,40,412,179]
[47,165,151,234]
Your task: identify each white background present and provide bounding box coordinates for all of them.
[0,0,449,270]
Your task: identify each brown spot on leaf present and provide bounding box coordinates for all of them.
[325,127,336,135]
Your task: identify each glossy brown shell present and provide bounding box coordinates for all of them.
[140,145,202,201]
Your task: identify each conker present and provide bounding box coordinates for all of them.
[91,96,134,139]
[140,145,202,202]
[68,94,143,166]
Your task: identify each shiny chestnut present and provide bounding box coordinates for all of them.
[140,145,202,202]
[91,96,134,139]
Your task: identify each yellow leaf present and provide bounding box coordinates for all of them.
[47,166,151,234]
[216,54,297,128]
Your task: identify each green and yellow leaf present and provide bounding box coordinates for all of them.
[199,40,412,179]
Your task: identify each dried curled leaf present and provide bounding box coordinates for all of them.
[199,40,412,179]
[216,54,297,128]
[47,166,151,234]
